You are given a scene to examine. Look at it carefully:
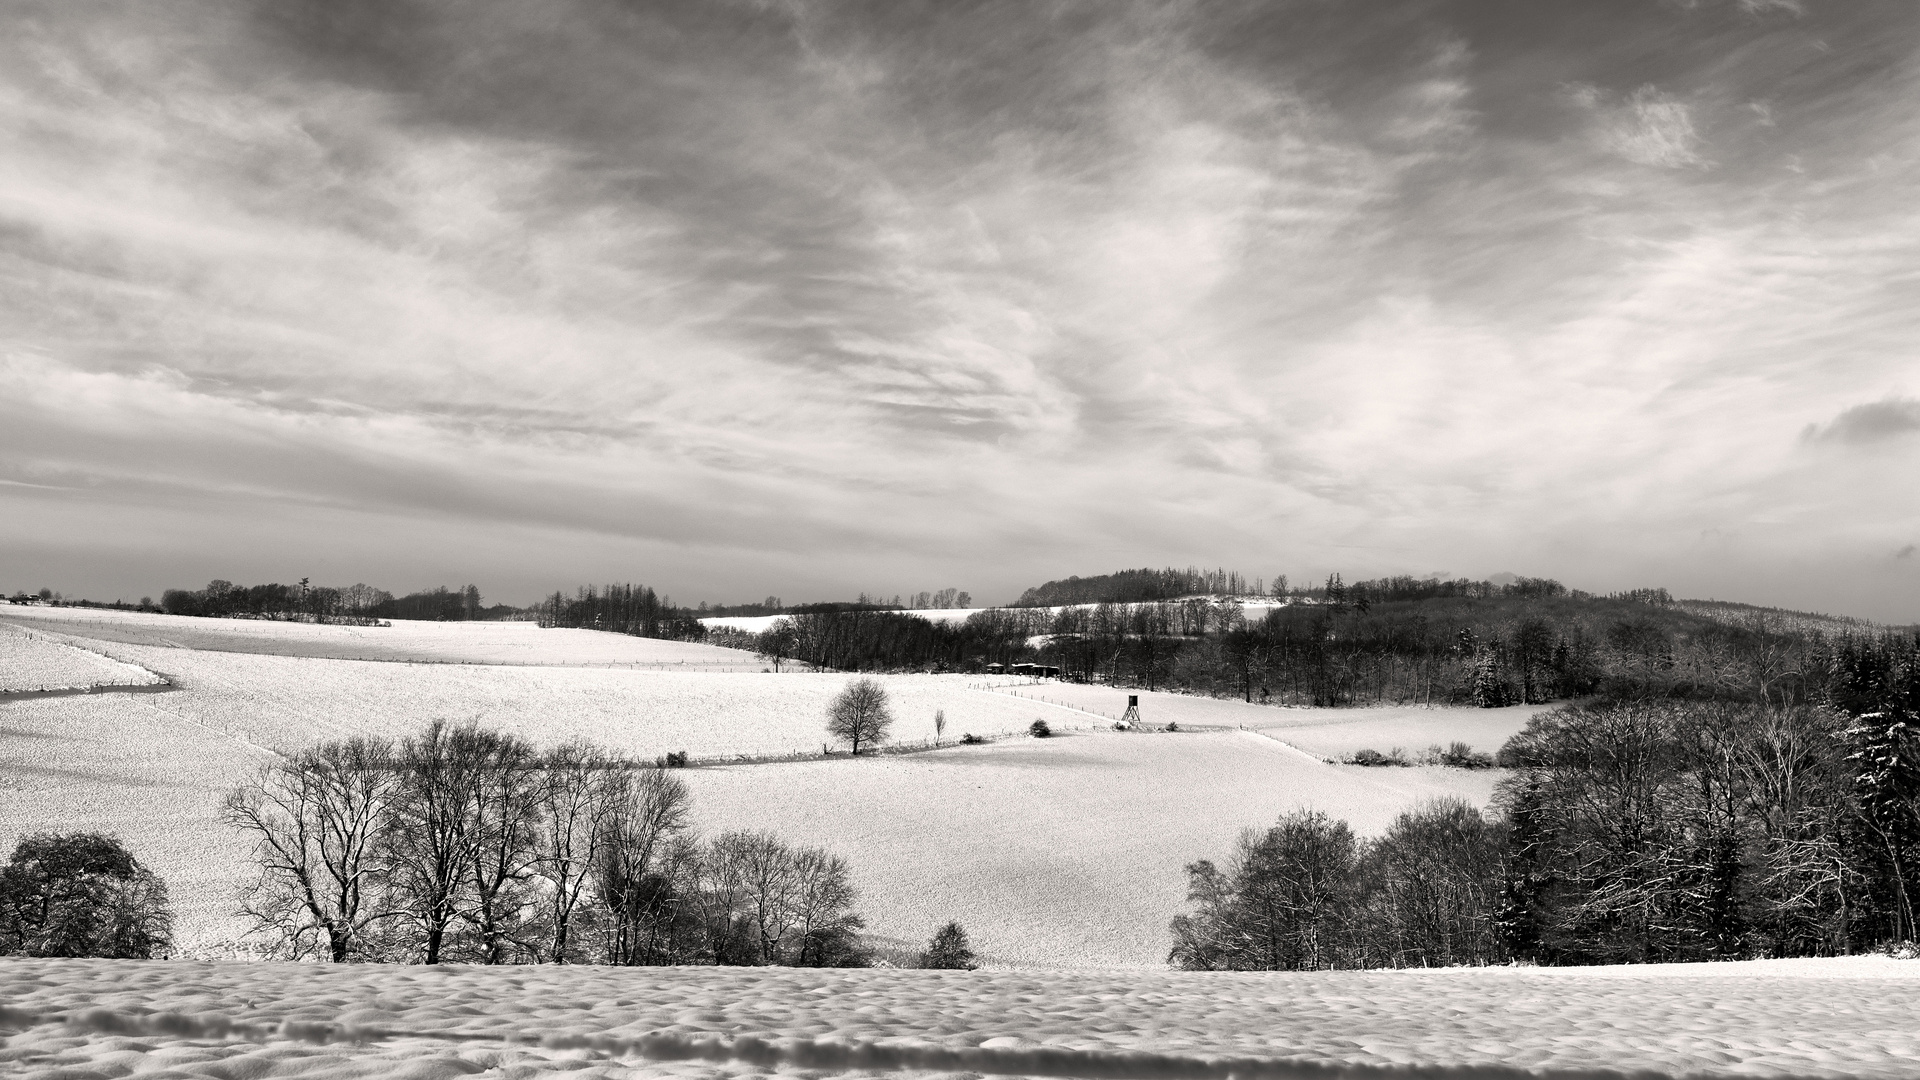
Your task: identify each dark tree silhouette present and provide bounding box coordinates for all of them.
[225,737,397,962]
[0,832,172,958]
[826,678,893,755]
[918,920,978,969]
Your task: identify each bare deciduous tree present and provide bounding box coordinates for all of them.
[387,719,485,963]
[694,830,864,966]
[223,737,397,962]
[596,764,693,965]
[463,728,544,964]
[535,741,620,962]
[826,677,893,755]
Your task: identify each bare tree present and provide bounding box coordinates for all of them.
[595,764,693,964]
[787,844,864,966]
[463,728,544,964]
[933,709,946,746]
[1354,799,1505,967]
[1169,810,1359,971]
[387,719,485,963]
[826,678,893,755]
[755,622,797,672]
[223,737,397,962]
[732,831,804,964]
[694,831,864,966]
[534,741,621,962]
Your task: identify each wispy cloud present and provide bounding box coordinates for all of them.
[3,0,1919,618]
[1802,399,1920,445]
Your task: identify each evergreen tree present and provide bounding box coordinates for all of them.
[1833,637,1920,943]
[1496,779,1553,962]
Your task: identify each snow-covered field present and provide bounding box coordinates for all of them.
[0,694,263,948]
[0,633,1066,759]
[2,614,1536,966]
[4,956,1918,1079]
[2,606,766,669]
[0,622,166,693]
[688,728,1510,967]
[987,684,1546,759]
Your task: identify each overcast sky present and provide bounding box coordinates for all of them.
[3,0,1918,618]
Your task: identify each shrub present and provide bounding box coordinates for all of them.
[0,833,172,958]
[1349,748,1409,767]
[1029,719,1052,738]
[918,920,978,969]
[660,750,690,768]
[959,733,986,745]
[1439,741,1494,769]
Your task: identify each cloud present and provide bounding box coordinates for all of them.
[3,1,1920,618]
[1898,544,1916,560]
[1802,399,1920,445]
[1581,85,1706,169]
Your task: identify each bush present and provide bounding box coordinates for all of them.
[1029,719,1052,738]
[918,920,978,969]
[1439,741,1494,769]
[1349,748,1408,767]
[659,750,690,768]
[0,833,172,958]
[959,733,986,745]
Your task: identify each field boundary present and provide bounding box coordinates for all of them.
[0,681,178,703]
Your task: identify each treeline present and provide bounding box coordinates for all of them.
[159,580,519,623]
[746,576,1839,709]
[1014,566,1267,607]
[223,720,867,966]
[537,583,707,640]
[1170,632,1920,968]
[755,609,1027,672]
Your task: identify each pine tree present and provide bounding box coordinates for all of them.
[1496,779,1553,962]
[1834,636,1920,944]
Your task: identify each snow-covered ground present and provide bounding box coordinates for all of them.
[0,622,166,693]
[3,607,765,668]
[1,616,1541,965]
[687,727,1511,967]
[3,956,1918,1079]
[986,684,1547,759]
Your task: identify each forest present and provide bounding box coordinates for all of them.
[1170,631,1920,967]
[158,580,516,623]
[747,572,1864,711]
[536,583,707,640]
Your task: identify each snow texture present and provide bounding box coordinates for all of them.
[0,622,165,693]
[3,607,767,668]
[3,957,1919,1079]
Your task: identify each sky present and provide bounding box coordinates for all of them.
[2,0,1918,619]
